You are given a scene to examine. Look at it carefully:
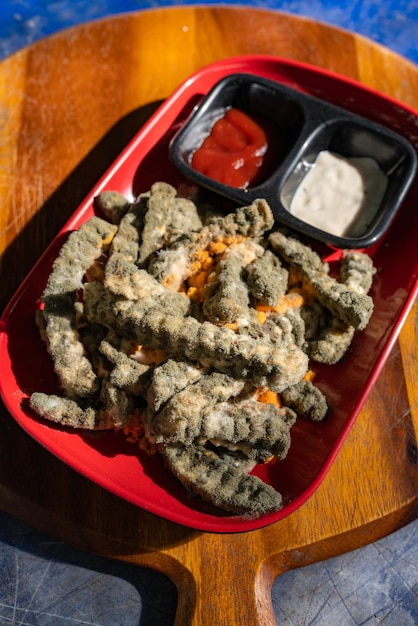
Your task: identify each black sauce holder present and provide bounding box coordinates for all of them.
[169,73,417,248]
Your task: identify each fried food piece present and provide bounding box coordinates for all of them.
[99,183,203,270]
[281,380,328,421]
[30,380,133,430]
[98,339,152,396]
[202,241,264,324]
[269,231,374,330]
[146,359,203,413]
[307,317,355,364]
[147,372,244,443]
[137,182,202,266]
[30,393,102,429]
[300,301,327,341]
[281,307,306,348]
[84,281,309,392]
[149,371,294,461]
[95,191,132,224]
[31,184,377,518]
[306,251,375,364]
[40,217,117,398]
[204,396,295,461]
[104,258,191,316]
[161,443,283,517]
[246,249,289,306]
[341,250,376,295]
[42,217,117,299]
[108,200,145,264]
[261,310,304,347]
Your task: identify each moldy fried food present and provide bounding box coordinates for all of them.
[39,217,117,399]
[269,230,374,330]
[28,183,376,518]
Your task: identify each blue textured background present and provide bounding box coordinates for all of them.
[0,0,418,64]
[0,2,417,624]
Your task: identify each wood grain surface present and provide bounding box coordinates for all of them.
[0,8,417,625]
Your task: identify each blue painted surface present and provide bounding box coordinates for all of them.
[0,0,417,64]
[0,2,417,624]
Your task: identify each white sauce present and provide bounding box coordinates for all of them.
[289,150,388,237]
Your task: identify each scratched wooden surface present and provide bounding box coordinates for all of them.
[0,7,417,625]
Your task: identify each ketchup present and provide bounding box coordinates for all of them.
[191,107,268,189]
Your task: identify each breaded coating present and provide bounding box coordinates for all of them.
[305,252,375,364]
[209,198,274,238]
[269,231,374,330]
[146,359,203,413]
[246,249,289,306]
[30,380,133,430]
[108,201,145,264]
[282,307,306,348]
[203,241,263,324]
[41,217,117,398]
[300,301,327,341]
[307,317,355,364]
[281,380,328,421]
[30,393,102,429]
[150,369,292,462]
[341,250,376,295]
[137,182,202,265]
[77,321,109,376]
[147,372,244,443]
[137,183,177,265]
[95,191,132,224]
[39,301,100,398]
[161,443,283,517]
[42,217,117,300]
[203,397,295,461]
[104,258,191,317]
[269,229,327,273]
[99,339,152,395]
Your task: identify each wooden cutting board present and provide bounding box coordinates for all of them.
[0,8,417,625]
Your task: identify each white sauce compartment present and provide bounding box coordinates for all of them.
[289,151,388,237]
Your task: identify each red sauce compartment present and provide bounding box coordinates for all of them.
[170,74,304,191]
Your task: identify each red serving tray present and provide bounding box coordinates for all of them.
[1,55,417,533]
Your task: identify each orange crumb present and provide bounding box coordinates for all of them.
[255,302,272,313]
[102,231,116,247]
[190,249,212,273]
[264,455,279,465]
[223,322,238,332]
[257,310,267,324]
[255,291,306,316]
[186,286,200,302]
[256,387,282,407]
[303,369,316,382]
[290,285,315,305]
[274,292,305,314]
[188,268,212,289]
[207,241,227,255]
[221,235,244,246]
